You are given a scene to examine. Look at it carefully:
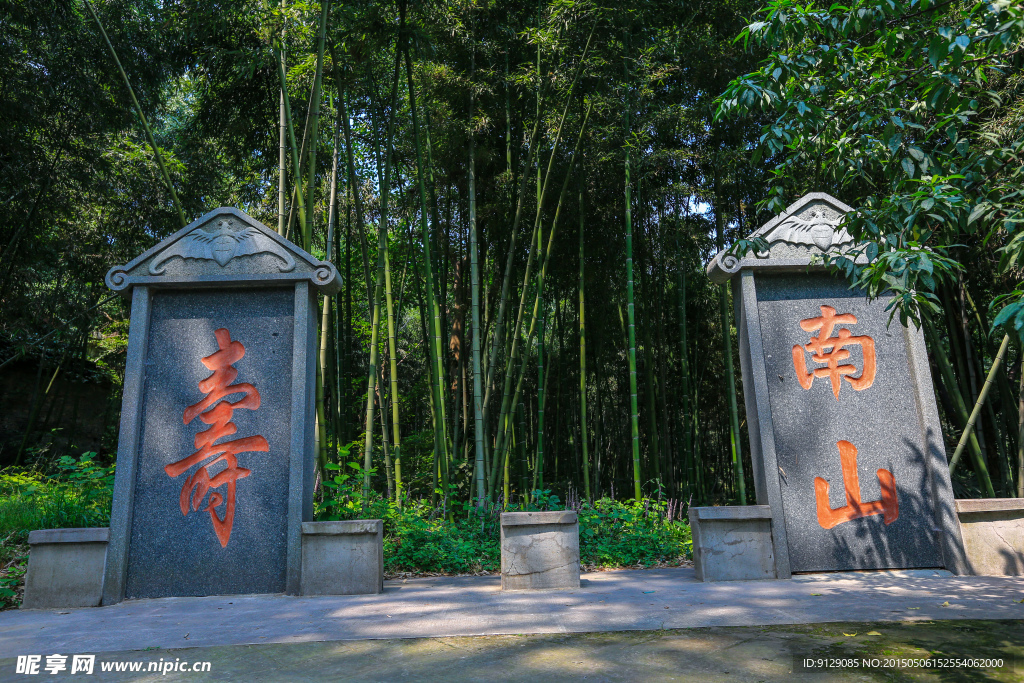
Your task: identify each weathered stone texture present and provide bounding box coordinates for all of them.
[301,520,384,595]
[122,289,294,599]
[757,274,945,572]
[501,511,580,590]
[690,507,775,582]
[957,499,1024,576]
[22,528,109,609]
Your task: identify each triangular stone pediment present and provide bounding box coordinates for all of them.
[707,192,857,284]
[106,207,340,295]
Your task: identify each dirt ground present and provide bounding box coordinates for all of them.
[3,620,1020,682]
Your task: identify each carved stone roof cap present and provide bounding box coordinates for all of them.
[706,192,858,285]
[106,207,341,296]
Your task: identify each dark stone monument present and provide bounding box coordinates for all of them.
[102,207,339,603]
[708,192,968,577]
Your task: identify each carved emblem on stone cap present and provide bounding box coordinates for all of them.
[149,219,296,275]
[706,192,858,284]
[764,208,852,251]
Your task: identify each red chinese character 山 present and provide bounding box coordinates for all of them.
[814,441,899,529]
[164,328,269,547]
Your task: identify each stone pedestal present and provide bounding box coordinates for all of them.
[690,506,776,582]
[500,511,580,590]
[22,528,109,609]
[300,520,383,595]
[957,499,1024,576]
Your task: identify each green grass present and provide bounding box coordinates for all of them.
[0,454,114,609]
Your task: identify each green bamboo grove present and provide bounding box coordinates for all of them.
[2,0,1022,507]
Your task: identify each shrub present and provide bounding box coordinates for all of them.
[577,498,691,568]
[316,471,691,575]
[0,454,114,541]
[0,453,114,608]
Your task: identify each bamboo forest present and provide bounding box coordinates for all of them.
[2,0,1024,525]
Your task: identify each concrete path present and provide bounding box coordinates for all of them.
[2,568,1023,658]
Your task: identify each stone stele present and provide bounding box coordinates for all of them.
[102,207,339,603]
[707,192,968,577]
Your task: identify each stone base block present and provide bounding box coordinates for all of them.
[22,528,109,609]
[501,511,580,590]
[956,499,1024,576]
[301,520,383,595]
[689,506,776,582]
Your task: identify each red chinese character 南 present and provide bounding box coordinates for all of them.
[164,328,269,547]
[792,305,876,399]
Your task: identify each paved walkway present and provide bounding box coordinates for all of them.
[2,568,1023,657]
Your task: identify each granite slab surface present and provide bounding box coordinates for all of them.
[3,567,1023,657]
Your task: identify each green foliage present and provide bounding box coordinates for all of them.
[0,553,26,608]
[719,0,1024,328]
[0,453,114,609]
[384,503,502,575]
[0,453,115,542]
[317,474,689,574]
[318,443,389,520]
[577,498,691,568]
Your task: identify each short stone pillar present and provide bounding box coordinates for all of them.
[956,499,1024,575]
[500,511,580,590]
[689,506,776,582]
[300,520,383,595]
[22,528,109,609]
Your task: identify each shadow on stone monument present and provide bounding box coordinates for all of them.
[693,191,990,581]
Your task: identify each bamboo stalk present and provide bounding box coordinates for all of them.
[278,0,287,234]
[949,333,1009,494]
[488,103,593,496]
[316,115,341,475]
[403,27,451,503]
[384,238,402,501]
[579,164,591,503]
[923,314,994,495]
[83,0,186,228]
[271,41,307,237]
[482,23,597,499]
[359,44,402,506]
[712,171,746,505]
[623,42,642,501]
[302,0,332,251]
[468,38,486,508]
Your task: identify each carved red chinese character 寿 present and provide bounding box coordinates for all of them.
[164,328,269,547]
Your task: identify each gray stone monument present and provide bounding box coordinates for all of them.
[708,192,968,577]
[102,207,339,603]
